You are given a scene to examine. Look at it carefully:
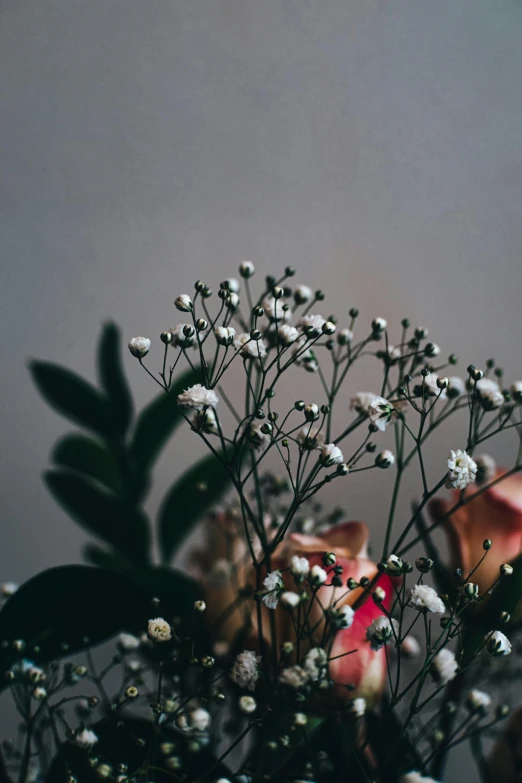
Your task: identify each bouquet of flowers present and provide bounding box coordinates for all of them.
[3,262,522,783]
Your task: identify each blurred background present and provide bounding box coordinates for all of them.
[1,0,522,766]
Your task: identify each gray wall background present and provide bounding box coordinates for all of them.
[1,0,522,772]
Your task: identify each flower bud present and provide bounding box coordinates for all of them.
[371,317,387,332]
[322,552,336,567]
[128,337,151,358]
[322,321,336,335]
[436,376,449,390]
[194,279,206,292]
[160,331,173,344]
[483,539,492,550]
[500,563,514,577]
[425,342,440,358]
[373,587,386,603]
[415,326,428,339]
[385,554,403,576]
[471,368,484,381]
[125,686,138,699]
[375,450,395,468]
[240,261,255,278]
[464,582,479,599]
[415,557,434,573]
[196,318,208,331]
[304,403,319,422]
[174,294,193,312]
[194,600,206,613]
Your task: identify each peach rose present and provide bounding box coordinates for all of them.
[429,470,522,595]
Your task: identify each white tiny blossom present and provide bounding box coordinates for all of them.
[279,665,310,689]
[74,728,99,749]
[245,421,270,449]
[484,630,512,656]
[466,689,491,712]
[190,707,211,731]
[303,647,328,681]
[0,582,18,598]
[296,313,326,333]
[278,324,299,346]
[320,443,344,466]
[169,324,195,348]
[226,291,239,310]
[214,326,236,346]
[262,296,292,322]
[350,697,366,717]
[231,650,261,691]
[294,284,314,304]
[401,636,421,658]
[192,408,218,435]
[297,425,324,450]
[148,617,172,643]
[409,585,446,614]
[291,556,310,577]
[239,695,257,714]
[368,396,396,431]
[177,384,219,411]
[234,332,268,358]
[400,772,440,783]
[350,392,380,416]
[431,649,458,684]
[310,564,328,585]
[475,453,496,484]
[128,337,151,358]
[262,571,283,609]
[294,712,308,726]
[476,378,504,410]
[337,328,354,345]
[174,294,193,312]
[366,616,398,651]
[32,686,47,700]
[386,554,403,575]
[446,449,477,490]
[239,260,255,277]
[281,591,301,609]
[511,381,522,400]
[118,633,141,651]
[225,277,240,293]
[332,604,355,629]
[447,376,466,398]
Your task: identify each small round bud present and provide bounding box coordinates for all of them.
[125,686,138,699]
[448,353,458,365]
[500,563,514,577]
[240,261,255,278]
[215,692,226,704]
[497,704,510,719]
[202,286,212,298]
[424,342,440,358]
[183,324,195,338]
[471,368,484,381]
[323,552,336,567]
[349,307,359,318]
[250,329,262,341]
[196,318,208,331]
[464,582,479,599]
[359,576,370,588]
[174,294,193,312]
[347,578,358,590]
[337,463,349,475]
[483,539,492,550]
[284,266,296,277]
[260,422,273,435]
[201,656,215,668]
[421,367,430,377]
[375,450,395,468]
[415,557,434,573]
[320,404,330,415]
[366,442,377,453]
[266,388,276,398]
[371,317,387,333]
[436,376,449,390]
[194,600,206,613]
[255,408,265,419]
[322,321,336,335]
[160,331,173,344]
[194,279,206,293]
[331,575,343,587]
[373,587,386,603]
[500,611,511,624]
[315,290,325,301]
[294,400,305,411]
[440,617,451,628]
[304,403,319,421]
[272,286,284,299]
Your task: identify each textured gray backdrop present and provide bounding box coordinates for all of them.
[2,0,522,772]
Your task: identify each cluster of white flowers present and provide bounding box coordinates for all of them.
[366,616,398,651]
[279,665,310,689]
[177,384,219,410]
[409,585,446,614]
[262,570,283,609]
[446,449,477,490]
[74,728,99,749]
[230,650,261,691]
[297,424,324,450]
[234,332,268,358]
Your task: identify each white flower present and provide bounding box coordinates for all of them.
[32,686,47,700]
[475,453,496,484]
[350,697,366,717]
[148,618,171,643]
[350,392,380,416]
[174,294,193,312]
[239,260,255,278]
[310,564,328,585]
[192,408,218,435]
[476,377,504,411]
[401,636,421,658]
[177,384,219,410]
[291,556,310,578]
[231,650,261,691]
[224,277,240,293]
[466,689,491,712]
[226,292,239,310]
[297,425,324,450]
[484,630,512,656]
[332,604,355,629]
[409,585,446,614]
[320,443,344,466]
[447,376,466,399]
[74,728,99,749]
[372,317,387,332]
[294,712,308,726]
[262,296,292,322]
[368,396,396,431]
[239,695,257,714]
[366,616,398,651]
[414,372,447,400]
[385,554,403,576]
[294,284,314,304]
[337,328,354,345]
[214,326,236,346]
[281,591,301,609]
[245,422,270,449]
[400,772,440,783]
[511,381,522,401]
[234,332,268,358]
[296,313,326,334]
[262,570,283,609]
[0,582,18,598]
[169,324,195,348]
[446,449,477,490]
[190,707,211,731]
[117,633,141,652]
[128,336,151,358]
[431,649,458,684]
[303,647,328,681]
[279,665,310,689]
[278,324,299,346]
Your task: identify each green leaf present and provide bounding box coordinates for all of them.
[0,566,147,677]
[158,453,231,564]
[45,470,150,563]
[30,360,112,436]
[97,322,133,437]
[52,434,122,493]
[130,365,202,473]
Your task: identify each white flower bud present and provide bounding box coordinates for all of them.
[128,336,151,358]
[436,376,449,390]
[190,707,211,731]
[194,600,206,612]
[290,556,310,578]
[294,284,313,304]
[239,695,257,714]
[304,403,319,422]
[320,443,344,467]
[375,450,395,468]
[373,587,386,603]
[337,328,354,346]
[484,630,511,656]
[239,261,255,278]
[293,712,308,726]
[280,591,301,609]
[310,565,328,585]
[500,564,514,577]
[349,697,366,717]
[371,317,387,332]
[147,617,172,643]
[278,324,299,346]
[385,554,403,575]
[214,326,236,346]
[174,294,193,312]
